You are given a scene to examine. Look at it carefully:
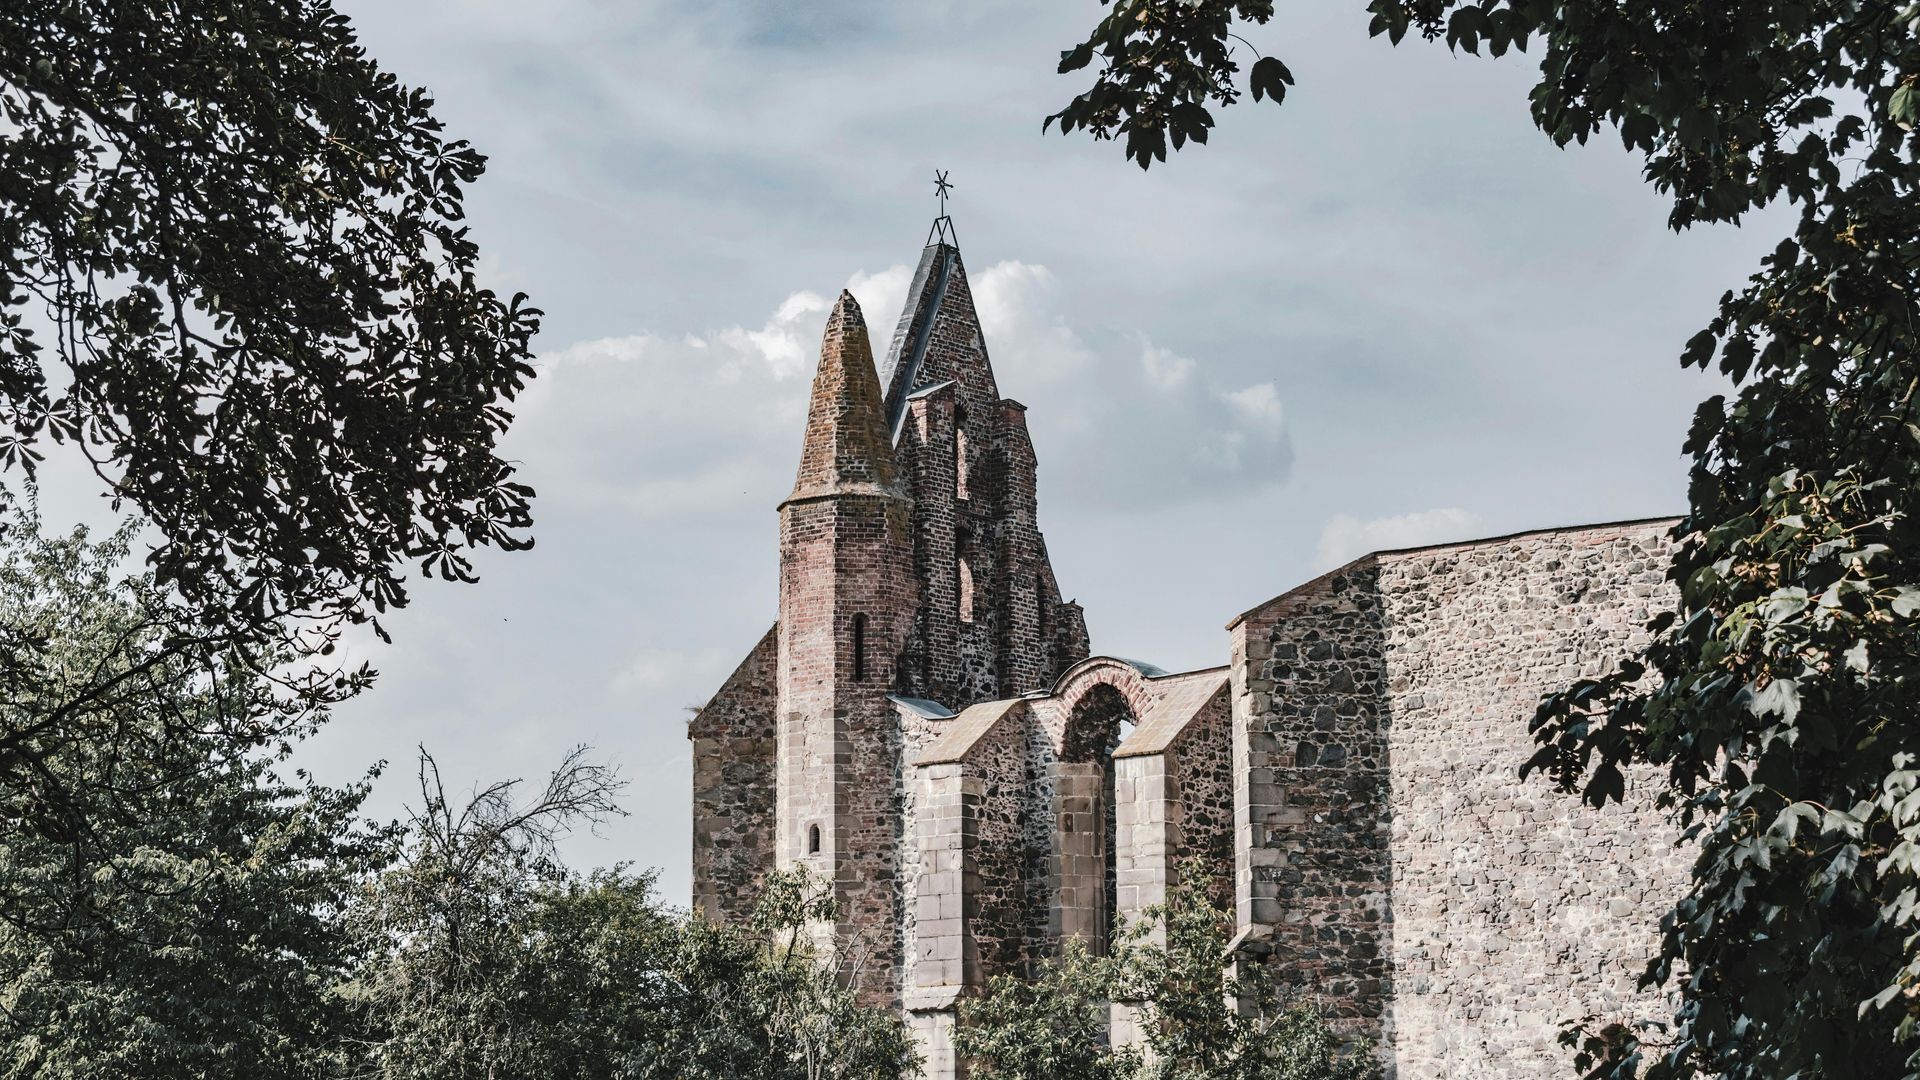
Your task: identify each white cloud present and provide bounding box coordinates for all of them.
[507,297,823,519]
[971,260,1093,384]
[1222,382,1285,434]
[1140,340,1195,389]
[1314,508,1485,571]
[510,254,1295,523]
[845,264,912,340]
[716,290,830,380]
[1010,332,1291,506]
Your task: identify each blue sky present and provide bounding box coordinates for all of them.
[273,0,1785,902]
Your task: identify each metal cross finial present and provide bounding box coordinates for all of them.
[933,170,954,217]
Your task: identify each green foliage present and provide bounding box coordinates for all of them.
[1054,1,1920,1076]
[677,871,921,1080]
[0,511,394,1080]
[1046,1,1282,169]
[344,752,916,1080]
[959,938,1139,1080]
[961,867,1374,1080]
[0,508,912,1080]
[0,0,540,676]
[0,0,543,832]
[1120,870,1374,1080]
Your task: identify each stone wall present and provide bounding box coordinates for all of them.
[1375,521,1687,1077]
[1232,564,1393,1030]
[969,709,1032,979]
[1166,690,1235,905]
[689,624,779,923]
[1231,519,1691,1078]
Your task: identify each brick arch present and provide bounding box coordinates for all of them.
[1042,656,1158,755]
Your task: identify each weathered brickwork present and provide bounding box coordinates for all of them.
[968,709,1031,978]
[693,227,1092,1019]
[686,217,1693,1080]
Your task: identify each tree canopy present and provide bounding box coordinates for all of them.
[0,511,392,1080]
[0,0,542,829]
[959,867,1374,1080]
[342,750,917,1080]
[1053,2,1920,1076]
[0,1,539,641]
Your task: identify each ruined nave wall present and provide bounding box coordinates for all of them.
[1233,520,1692,1079]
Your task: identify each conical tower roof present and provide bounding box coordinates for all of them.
[788,290,900,502]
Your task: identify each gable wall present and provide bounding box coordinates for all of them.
[1233,520,1692,1078]
[690,625,779,923]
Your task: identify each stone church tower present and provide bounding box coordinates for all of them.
[690,214,1694,1078]
[691,217,1091,1003]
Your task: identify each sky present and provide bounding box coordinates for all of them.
[211,0,1794,904]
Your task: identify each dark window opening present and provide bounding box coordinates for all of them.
[1036,574,1048,637]
[807,824,821,855]
[852,613,868,681]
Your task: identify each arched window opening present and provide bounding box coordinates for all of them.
[852,613,867,681]
[1058,682,1137,958]
[807,824,821,855]
[954,404,971,500]
[958,558,975,624]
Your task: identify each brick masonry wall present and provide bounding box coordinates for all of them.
[1236,565,1393,1028]
[777,492,919,1003]
[689,624,779,923]
[1232,520,1691,1078]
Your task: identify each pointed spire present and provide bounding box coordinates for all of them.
[788,291,900,502]
[878,228,997,435]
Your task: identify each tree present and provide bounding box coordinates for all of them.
[341,747,629,1080]
[0,2,542,822]
[959,867,1372,1080]
[957,939,1139,1080]
[1050,2,1920,1075]
[1119,870,1374,1080]
[0,508,393,1080]
[0,1,540,627]
[343,750,916,1080]
[673,871,923,1080]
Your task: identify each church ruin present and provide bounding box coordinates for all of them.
[687,215,1690,1078]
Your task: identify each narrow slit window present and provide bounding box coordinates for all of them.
[852,613,867,681]
[959,558,975,624]
[1036,574,1047,637]
[807,824,821,854]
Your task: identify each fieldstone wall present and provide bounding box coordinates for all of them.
[689,624,779,923]
[970,710,1033,978]
[1165,690,1235,905]
[1231,519,1690,1078]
